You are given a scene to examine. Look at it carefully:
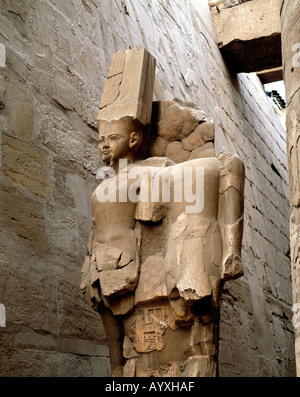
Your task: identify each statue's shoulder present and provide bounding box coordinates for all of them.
[217,153,245,174]
[217,152,244,165]
[180,156,221,173]
[136,157,176,168]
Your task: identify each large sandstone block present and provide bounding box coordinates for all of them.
[57,277,106,339]
[0,185,46,254]
[37,104,99,174]
[0,349,92,377]
[2,134,50,198]
[6,83,33,140]
[99,261,139,300]
[47,205,80,265]
[134,256,168,305]
[0,264,51,329]
[98,46,156,125]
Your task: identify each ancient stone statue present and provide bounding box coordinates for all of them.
[80,46,245,377]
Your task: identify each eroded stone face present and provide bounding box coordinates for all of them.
[80,46,245,377]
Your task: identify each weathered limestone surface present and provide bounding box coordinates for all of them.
[0,0,294,376]
[280,0,300,376]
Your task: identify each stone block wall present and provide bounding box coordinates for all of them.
[0,0,295,376]
[0,0,108,376]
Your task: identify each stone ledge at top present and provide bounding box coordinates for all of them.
[210,0,282,73]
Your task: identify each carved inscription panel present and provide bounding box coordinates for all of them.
[133,304,176,353]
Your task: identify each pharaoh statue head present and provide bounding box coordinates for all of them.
[96,46,156,171]
[97,116,143,170]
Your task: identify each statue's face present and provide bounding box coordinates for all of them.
[98,128,130,167]
[98,117,141,168]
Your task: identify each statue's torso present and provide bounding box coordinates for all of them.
[92,169,140,259]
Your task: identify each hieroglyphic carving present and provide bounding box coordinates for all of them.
[133,305,176,353]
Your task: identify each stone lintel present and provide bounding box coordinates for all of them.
[210,0,282,73]
[257,66,283,84]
